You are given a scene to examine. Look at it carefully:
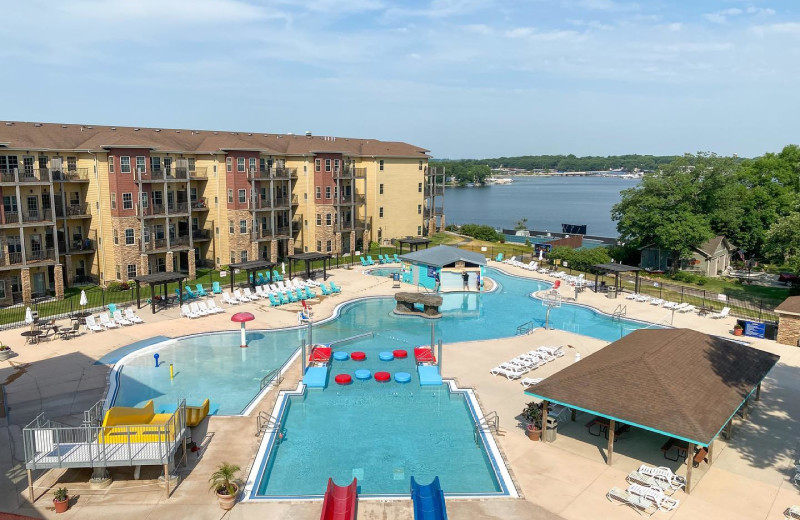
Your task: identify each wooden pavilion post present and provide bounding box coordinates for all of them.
[724,419,734,439]
[707,440,715,465]
[607,419,616,465]
[594,272,599,293]
[685,442,695,494]
[164,463,170,499]
[540,401,549,442]
[635,271,640,294]
[150,282,156,314]
[136,280,141,309]
[27,469,33,502]
[323,257,328,281]
[230,268,235,293]
[756,383,761,401]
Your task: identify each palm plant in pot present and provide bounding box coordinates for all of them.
[209,462,240,510]
[522,401,543,441]
[53,487,69,513]
[733,323,744,336]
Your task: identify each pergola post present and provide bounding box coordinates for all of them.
[136,281,141,309]
[607,419,616,465]
[707,440,715,465]
[151,283,156,314]
[724,419,734,439]
[741,399,749,420]
[571,409,576,422]
[685,442,695,494]
[289,259,293,281]
[164,463,170,499]
[540,401,549,442]
[755,383,761,401]
[27,468,33,502]
[594,272,599,293]
[231,269,235,293]
[323,258,328,281]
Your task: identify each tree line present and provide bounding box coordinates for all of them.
[432,154,679,176]
[612,146,800,273]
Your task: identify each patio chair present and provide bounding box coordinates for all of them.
[650,298,664,306]
[496,253,503,262]
[108,303,118,314]
[547,403,570,421]
[257,273,268,286]
[174,288,185,302]
[112,310,132,326]
[627,484,679,512]
[626,471,674,495]
[272,269,283,282]
[206,299,225,314]
[504,256,516,264]
[329,281,342,293]
[539,346,564,358]
[520,377,544,389]
[269,294,281,306]
[393,254,400,263]
[606,486,658,516]
[295,288,308,300]
[181,304,199,319]
[366,256,376,265]
[637,464,686,490]
[60,321,81,339]
[99,312,120,329]
[278,292,290,305]
[305,287,316,299]
[710,306,731,319]
[222,291,240,305]
[678,304,696,313]
[636,294,651,303]
[185,286,198,299]
[232,289,249,303]
[196,301,214,315]
[287,290,299,303]
[785,505,800,520]
[320,284,331,296]
[124,308,144,323]
[212,281,222,294]
[663,301,680,310]
[489,365,526,379]
[84,316,104,333]
[242,288,259,301]
[377,254,386,264]
[196,284,208,296]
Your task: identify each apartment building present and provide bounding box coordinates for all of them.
[0,122,438,305]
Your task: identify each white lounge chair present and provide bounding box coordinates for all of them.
[667,302,685,310]
[196,301,213,315]
[125,308,144,323]
[85,315,104,332]
[538,346,565,358]
[242,288,260,301]
[636,294,651,303]
[627,484,679,512]
[606,486,658,516]
[504,256,516,265]
[99,312,119,329]
[678,304,696,313]
[521,377,544,388]
[222,290,240,305]
[233,289,249,303]
[255,286,269,299]
[112,310,132,326]
[626,471,675,495]
[181,304,200,319]
[650,298,664,306]
[710,306,730,319]
[786,505,800,520]
[207,299,225,313]
[638,464,686,490]
[490,365,527,379]
[625,292,638,300]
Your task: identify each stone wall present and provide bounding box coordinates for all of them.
[111,216,142,282]
[777,314,800,347]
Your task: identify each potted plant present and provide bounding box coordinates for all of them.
[209,462,240,510]
[0,343,12,361]
[53,487,69,513]
[733,323,744,336]
[522,402,543,441]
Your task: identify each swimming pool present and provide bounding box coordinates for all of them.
[366,267,401,277]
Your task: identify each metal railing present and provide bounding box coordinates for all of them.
[251,227,273,240]
[256,411,281,438]
[424,185,445,196]
[52,168,90,182]
[247,167,298,180]
[274,226,290,237]
[474,410,500,445]
[0,168,54,183]
[135,168,190,182]
[192,229,210,240]
[189,167,209,179]
[22,209,54,223]
[55,203,90,218]
[612,304,627,320]
[27,248,56,262]
[333,167,367,179]
[516,321,536,335]
[259,367,284,391]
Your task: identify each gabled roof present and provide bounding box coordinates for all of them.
[399,245,487,267]
[525,328,778,446]
[775,296,800,316]
[695,236,734,258]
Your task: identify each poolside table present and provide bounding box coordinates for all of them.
[21,330,43,345]
[661,438,689,462]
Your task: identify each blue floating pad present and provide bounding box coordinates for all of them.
[379,351,394,361]
[303,366,328,388]
[333,351,349,361]
[418,365,443,386]
[354,369,372,380]
[394,371,411,383]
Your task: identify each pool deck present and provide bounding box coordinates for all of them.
[1,262,798,519]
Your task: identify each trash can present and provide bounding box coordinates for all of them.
[544,417,558,442]
[606,286,617,299]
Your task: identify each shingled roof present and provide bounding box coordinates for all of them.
[399,245,486,267]
[525,328,778,446]
[775,296,800,316]
[0,121,430,158]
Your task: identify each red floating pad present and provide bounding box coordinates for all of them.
[374,371,391,382]
[392,349,408,358]
[351,351,366,361]
[334,374,352,385]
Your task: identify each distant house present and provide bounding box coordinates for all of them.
[640,236,735,277]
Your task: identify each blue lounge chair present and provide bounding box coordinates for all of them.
[273,269,283,282]
[366,256,375,265]
[393,253,400,263]
[360,256,368,266]
[196,284,208,296]
[305,287,316,299]
[108,303,117,314]
[174,288,186,302]
[496,253,504,262]
[264,271,271,282]
[320,284,331,296]
[257,272,268,285]
[329,281,341,293]
[185,286,198,299]
[278,292,290,305]
[377,254,384,264]
[268,294,280,306]
[295,289,307,300]
[212,281,222,294]
[287,290,298,303]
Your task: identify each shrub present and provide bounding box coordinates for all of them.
[458,224,503,242]
[106,282,129,292]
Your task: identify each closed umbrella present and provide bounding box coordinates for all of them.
[79,290,88,307]
[538,249,544,261]
[25,307,33,324]
[281,262,286,275]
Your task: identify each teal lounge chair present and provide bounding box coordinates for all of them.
[366,256,375,265]
[186,286,198,299]
[496,253,504,262]
[212,281,222,294]
[320,284,331,296]
[196,284,208,296]
[393,253,400,263]
[360,256,368,266]
[377,254,385,264]
[273,269,283,282]
[269,294,280,306]
[108,303,117,314]
[295,288,307,300]
[174,288,185,302]
[329,281,341,293]
[278,292,290,305]
[305,287,316,299]
[265,271,272,282]
[287,290,298,303]
[257,273,268,285]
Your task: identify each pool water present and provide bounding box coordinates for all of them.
[366,267,401,277]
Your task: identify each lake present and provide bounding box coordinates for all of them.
[444,176,639,237]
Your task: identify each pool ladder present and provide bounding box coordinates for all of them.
[256,411,282,439]
[474,411,500,445]
[612,304,627,321]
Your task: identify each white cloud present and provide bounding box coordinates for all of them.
[704,7,743,24]
[746,7,776,16]
[463,24,493,35]
[563,0,640,12]
[752,22,800,35]
[664,22,682,32]
[61,0,279,23]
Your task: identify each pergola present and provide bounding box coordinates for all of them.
[396,236,431,254]
[592,262,641,294]
[228,260,275,292]
[287,252,332,281]
[524,328,779,493]
[132,272,188,314]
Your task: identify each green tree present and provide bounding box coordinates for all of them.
[764,212,800,272]
[514,218,528,230]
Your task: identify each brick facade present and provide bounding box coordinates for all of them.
[111,216,143,282]
[53,264,64,299]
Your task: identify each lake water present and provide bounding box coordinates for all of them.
[444,176,639,237]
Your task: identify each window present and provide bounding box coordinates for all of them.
[379,207,384,218]
[226,157,232,172]
[140,192,148,208]
[238,189,246,203]
[379,183,384,195]
[379,159,384,171]
[163,158,172,173]
[417,226,422,235]
[122,193,133,210]
[136,156,146,173]
[127,264,137,279]
[111,193,116,209]
[229,220,234,233]
[249,158,256,172]
[240,250,248,263]
[240,220,247,234]
[326,214,332,226]
[237,158,245,172]
[325,186,331,199]
[143,228,150,244]
[22,155,34,174]
[153,190,163,206]
[317,240,322,251]
[150,156,161,172]
[0,155,18,173]
[315,159,321,172]
[419,160,423,171]
[109,156,115,173]
[125,228,135,245]
[316,214,322,226]
[113,229,118,245]
[259,158,266,172]
[155,225,165,240]
[333,186,338,200]
[227,189,233,203]
[326,240,332,252]
[0,280,5,299]
[120,156,131,173]
[67,157,77,172]
[116,265,121,280]
[325,159,331,172]
[190,187,197,203]
[418,204,422,214]
[315,186,321,199]
[187,158,195,171]
[334,159,340,172]
[3,195,18,213]
[418,182,422,193]
[230,251,236,264]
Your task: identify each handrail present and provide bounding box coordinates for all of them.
[474,410,500,445]
[516,321,535,335]
[83,399,106,426]
[256,411,282,437]
[328,331,374,347]
[612,304,627,321]
[260,367,284,391]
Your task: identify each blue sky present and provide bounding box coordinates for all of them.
[1,0,798,158]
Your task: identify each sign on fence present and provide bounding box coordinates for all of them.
[743,321,766,339]
[717,294,728,302]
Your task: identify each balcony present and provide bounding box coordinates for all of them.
[137,203,189,217]
[333,166,367,179]
[142,235,191,252]
[191,199,209,211]
[26,248,57,264]
[424,207,444,218]
[55,203,90,219]
[169,202,189,215]
[58,238,96,254]
[274,196,296,209]
[134,168,190,183]
[192,229,211,241]
[22,209,54,224]
[334,194,366,206]
[53,168,90,182]
[0,168,52,184]
[246,167,298,181]
[335,219,367,232]
[274,226,290,238]
[251,228,273,241]
[424,185,445,197]
[189,167,209,180]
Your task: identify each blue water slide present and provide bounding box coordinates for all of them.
[410,476,447,520]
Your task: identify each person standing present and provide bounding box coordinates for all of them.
[462,270,469,290]
[433,272,441,292]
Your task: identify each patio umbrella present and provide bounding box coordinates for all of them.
[538,249,544,261]
[80,290,88,307]
[231,312,255,348]
[281,262,286,275]
[25,307,33,324]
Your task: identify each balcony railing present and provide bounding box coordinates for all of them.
[0,212,20,225]
[0,168,53,183]
[171,235,190,247]
[335,219,367,232]
[189,167,209,179]
[55,203,90,218]
[274,226,290,237]
[22,209,54,223]
[247,167,298,180]
[251,228,273,241]
[424,186,445,196]
[191,199,208,210]
[58,238,96,254]
[192,229,211,240]
[169,202,189,214]
[333,167,367,179]
[424,207,444,218]
[142,237,168,252]
[4,252,23,266]
[27,248,56,263]
[138,204,166,217]
[135,168,190,182]
[52,168,90,182]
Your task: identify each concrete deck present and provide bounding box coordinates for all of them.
[1,261,798,519]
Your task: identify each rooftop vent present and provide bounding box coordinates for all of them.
[306,131,312,137]
[213,132,218,135]
[111,127,117,131]
[86,126,93,129]
[6,122,13,126]
[176,130,181,133]
[247,133,252,136]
